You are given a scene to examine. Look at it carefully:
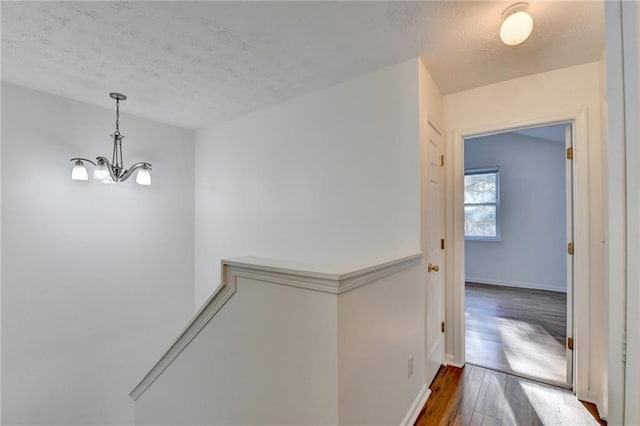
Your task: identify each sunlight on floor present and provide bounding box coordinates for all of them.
[495,317,567,384]
[517,380,599,425]
[416,364,602,426]
[466,314,567,384]
[465,283,568,385]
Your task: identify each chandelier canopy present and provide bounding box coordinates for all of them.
[70,92,152,185]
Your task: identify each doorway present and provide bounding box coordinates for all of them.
[462,123,574,388]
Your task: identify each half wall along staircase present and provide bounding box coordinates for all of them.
[130,252,429,425]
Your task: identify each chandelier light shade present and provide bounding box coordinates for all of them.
[71,160,89,180]
[93,161,110,181]
[500,3,534,46]
[135,166,152,186]
[70,93,152,185]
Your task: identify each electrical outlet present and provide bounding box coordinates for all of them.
[408,356,414,378]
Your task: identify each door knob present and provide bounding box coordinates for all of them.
[427,264,439,272]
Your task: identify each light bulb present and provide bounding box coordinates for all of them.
[93,161,110,180]
[71,161,88,181]
[136,167,151,186]
[500,10,533,46]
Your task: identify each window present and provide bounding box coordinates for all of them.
[464,168,500,240]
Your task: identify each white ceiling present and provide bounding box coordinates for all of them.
[1,1,604,129]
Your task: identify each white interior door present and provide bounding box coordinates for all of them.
[425,121,445,385]
[565,125,574,388]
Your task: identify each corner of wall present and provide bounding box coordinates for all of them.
[0,80,3,424]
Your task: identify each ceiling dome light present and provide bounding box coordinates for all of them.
[500,3,533,46]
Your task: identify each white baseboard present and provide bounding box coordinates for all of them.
[445,354,464,368]
[465,277,566,293]
[400,384,430,426]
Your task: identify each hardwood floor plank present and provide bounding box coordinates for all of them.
[415,366,463,426]
[474,369,507,419]
[501,373,543,426]
[470,412,502,426]
[465,282,567,385]
[414,365,605,426]
[458,364,485,422]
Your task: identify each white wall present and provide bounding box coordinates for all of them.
[1,84,195,425]
[0,79,4,424]
[135,274,339,425]
[464,131,567,292]
[194,59,421,308]
[338,262,424,425]
[598,45,610,420]
[444,62,605,407]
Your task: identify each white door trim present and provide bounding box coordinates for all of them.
[447,110,590,399]
[565,124,575,388]
[617,1,640,424]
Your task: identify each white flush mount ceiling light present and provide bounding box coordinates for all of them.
[500,2,534,46]
[71,93,152,185]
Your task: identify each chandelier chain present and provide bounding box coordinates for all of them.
[112,98,124,170]
[115,99,120,135]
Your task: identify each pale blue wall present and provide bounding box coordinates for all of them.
[464,126,567,292]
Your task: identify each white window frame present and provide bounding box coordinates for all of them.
[464,167,501,241]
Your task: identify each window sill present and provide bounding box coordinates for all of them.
[465,237,503,243]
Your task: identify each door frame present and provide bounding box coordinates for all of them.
[447,110,590,398]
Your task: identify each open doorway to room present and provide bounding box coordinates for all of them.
[463,123,573,388]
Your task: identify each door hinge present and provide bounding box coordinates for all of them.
[440,238,445,250]
[567,337,574,350]
[622,332,627,363]
[567,147,573,160]
[440,154,445,167]
[568,243,574,255]
[441,321,445,333]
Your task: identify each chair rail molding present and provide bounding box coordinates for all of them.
[129,251,423,401]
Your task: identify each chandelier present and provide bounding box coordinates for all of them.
[70,92,152,185]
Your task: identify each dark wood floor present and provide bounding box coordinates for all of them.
[465,282,568,386]
[414,364,605,426]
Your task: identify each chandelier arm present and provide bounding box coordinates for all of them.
[95,156,120,182]
[111,135,118,167]
[69,157,97,166]
[119,162,152,183]
[119,137,124,169]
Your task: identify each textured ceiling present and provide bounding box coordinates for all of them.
[2,1,604,129]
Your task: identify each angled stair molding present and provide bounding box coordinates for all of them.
[129,251,423,401]
[128,276,236,401]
